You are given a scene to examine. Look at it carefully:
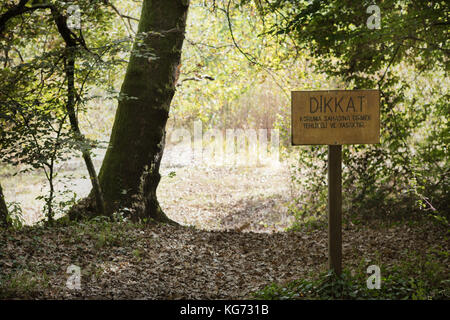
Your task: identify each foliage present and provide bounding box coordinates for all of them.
[244,0,450,223]
[169,0,320,132]
[253,251,450,300]
[0,0,132,221]
[0,0,448,226]
[0,270,50,299]
[5,201,25,229]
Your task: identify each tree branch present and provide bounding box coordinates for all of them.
[0,0,53,38]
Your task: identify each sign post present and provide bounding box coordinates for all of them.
[328,144,342,274]
[291,90,380,275]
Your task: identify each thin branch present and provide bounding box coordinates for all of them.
[0,0,53,38]
[222,0,289,98]
[106,0,138,36]
[378,45,400,87]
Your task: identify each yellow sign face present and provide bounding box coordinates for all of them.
[291,90,380,145]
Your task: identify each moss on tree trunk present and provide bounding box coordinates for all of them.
[70,0,189,223]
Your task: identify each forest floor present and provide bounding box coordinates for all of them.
[1,217,448,299]
[0,216,449,299]
[1,149,449,299]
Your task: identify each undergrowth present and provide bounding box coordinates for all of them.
[253,251,449,300]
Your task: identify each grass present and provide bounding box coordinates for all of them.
[252,248,450,300]
[0,270,50,299]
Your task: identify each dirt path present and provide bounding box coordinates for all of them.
[158,164,294,232]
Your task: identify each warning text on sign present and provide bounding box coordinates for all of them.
[291,90,380,145]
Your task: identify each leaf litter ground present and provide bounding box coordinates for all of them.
[1,164,448,299]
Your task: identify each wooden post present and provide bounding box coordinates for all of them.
[292,90,380,276]
[328,145,342,275]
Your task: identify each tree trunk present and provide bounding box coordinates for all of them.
[0,181,8,227]
[70,0,189,222]
[52,7,106,217]
[65,48,106,217]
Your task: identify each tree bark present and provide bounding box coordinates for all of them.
[70,0,189,222]
[0,181,8,227]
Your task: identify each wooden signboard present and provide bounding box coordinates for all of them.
[292,90,380,145]
[291,89,380,275]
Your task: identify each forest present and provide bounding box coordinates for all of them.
[0,0,448,304]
